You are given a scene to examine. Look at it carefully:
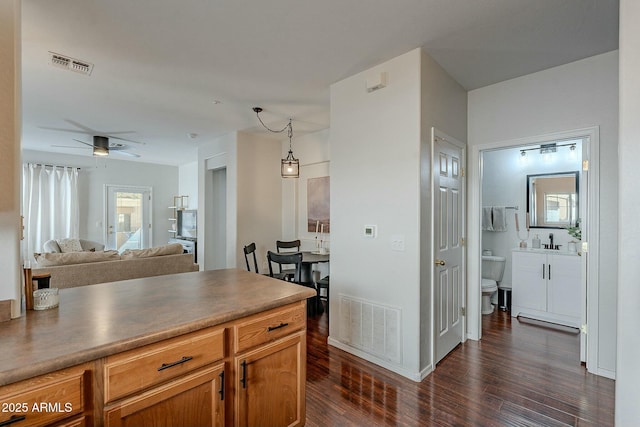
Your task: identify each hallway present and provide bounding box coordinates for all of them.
[305,309,614,426]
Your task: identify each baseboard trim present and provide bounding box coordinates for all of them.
[0,299,12,322]
[516,315,580,334]
[594,367,616,380]
[327,335,424,382]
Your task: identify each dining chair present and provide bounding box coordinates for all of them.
[276,240,301,280]
[243,242,260,273]
[316,275,329,315]
[267,251,302,284]
[268,250,321,316]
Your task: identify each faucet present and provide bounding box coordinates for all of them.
[549,233,554,249]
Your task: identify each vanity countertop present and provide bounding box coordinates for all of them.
[0,268,316,386]
[512,247,581,256]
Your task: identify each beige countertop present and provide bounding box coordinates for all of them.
[0,268,316,386]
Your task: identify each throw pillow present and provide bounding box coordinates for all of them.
[56,238,83,253]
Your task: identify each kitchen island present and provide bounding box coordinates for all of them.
[0,268,316,427]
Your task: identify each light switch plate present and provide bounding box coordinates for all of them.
[391,234,405,251]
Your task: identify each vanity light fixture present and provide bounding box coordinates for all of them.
[539,143,557,155]
[540,143,556,162]
[519,149,528,165]
[519,141,578,160]
[253,107,299,178]
[569,143,578,160]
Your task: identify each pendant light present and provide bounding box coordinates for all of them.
[253,107,299,178]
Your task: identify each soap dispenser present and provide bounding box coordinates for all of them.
[532,234,541,249]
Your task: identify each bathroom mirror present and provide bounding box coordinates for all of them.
[526,171,579,228]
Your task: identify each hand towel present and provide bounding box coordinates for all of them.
[492,207,507,232]
[482,207,494,231]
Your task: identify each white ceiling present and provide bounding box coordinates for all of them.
[21,0,619,166]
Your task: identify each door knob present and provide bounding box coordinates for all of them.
[434,259,446,266]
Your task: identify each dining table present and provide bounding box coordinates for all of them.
[300,251,330,284]
[299,251,329,315]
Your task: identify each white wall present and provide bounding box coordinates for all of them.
[281,128,330,244]
[330,49,423,379]
[419,50,468,370]
[468,51,619,374]
[0,0,21,318]
[178,161,198,208]
[198,133,237,270]
[22,150,179,248]
[329,48,466,380]
[198,131,282,271]
[616,0,640,423]
[237,131,282,271]
[279,128,331,278]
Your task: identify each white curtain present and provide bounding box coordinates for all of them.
[22,164,79,258]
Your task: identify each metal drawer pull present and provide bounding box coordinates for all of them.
[267,322,289,332]
[218,371,225,400]
[157,356,193,371]
[0,415,27,426]
[240,360,247,389]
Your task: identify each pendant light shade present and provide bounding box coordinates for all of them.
[281,149,299,178]
[253,107,299,178]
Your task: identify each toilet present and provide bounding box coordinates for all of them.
[481,255,506,315]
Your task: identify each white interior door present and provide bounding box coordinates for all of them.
[106,185,151,251]
[433,129,466,364]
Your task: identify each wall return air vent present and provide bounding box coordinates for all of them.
[49,52,94,76]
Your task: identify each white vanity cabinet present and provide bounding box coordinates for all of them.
[511,249,581,328]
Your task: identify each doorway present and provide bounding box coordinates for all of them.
[204,167,227,270]
[105,185,152,251]
[472,127,600,372]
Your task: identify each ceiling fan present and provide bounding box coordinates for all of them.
[42,119,145,158]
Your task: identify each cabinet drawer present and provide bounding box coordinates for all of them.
[104,364,225,427]
[0,367,86,427]
[234,302,306,353]
[104,327,224,403]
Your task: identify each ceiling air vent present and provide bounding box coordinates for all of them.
[49,52,94,76]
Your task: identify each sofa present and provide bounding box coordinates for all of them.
[32,243,199,289]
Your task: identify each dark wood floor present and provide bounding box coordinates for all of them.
[305,306,614,426]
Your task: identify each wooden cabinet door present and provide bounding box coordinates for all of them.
[104,364,225,427]
[235,331,305,427]
[512,251,547,312]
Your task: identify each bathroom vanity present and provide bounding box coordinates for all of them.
[511,248,581,328]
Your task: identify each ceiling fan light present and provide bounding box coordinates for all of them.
[93,135,110,156]
[93,146,109,156]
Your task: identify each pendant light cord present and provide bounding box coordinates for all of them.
[254,109,292,134]
[253,108,294,149]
